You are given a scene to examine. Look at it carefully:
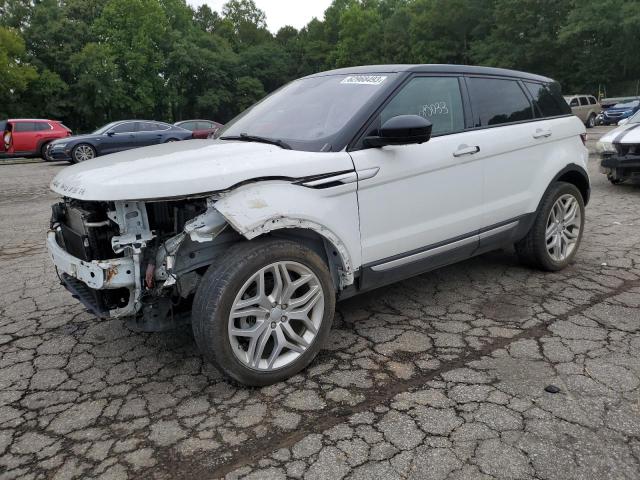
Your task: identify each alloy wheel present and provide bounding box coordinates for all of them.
[545,194,581,262]
[74,144,95,162]
[227,261,324,371]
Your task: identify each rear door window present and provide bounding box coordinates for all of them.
[466,77,534,127]
[579,97,589,106]
[524,82,569,117]
[111,122,136,133]
[378,76,465,136]
[14,122,37,132]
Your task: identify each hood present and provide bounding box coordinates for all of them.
[51,133,99,145]
[599,122,640,145]
[50,140,353,201]
[605,107,637,114]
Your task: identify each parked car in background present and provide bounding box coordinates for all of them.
[600,99,640,126]
[1,119,71,159]
[47,64,589,386]
[563,95,601,128]
[174,119,223,139]
[47,120,193,163]
[598,109,640,184]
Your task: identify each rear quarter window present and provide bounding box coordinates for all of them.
[466,77,534,127]
[589,97,597,105]
[524,82,570,117]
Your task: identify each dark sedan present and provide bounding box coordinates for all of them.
[174,119,223,139]
[47,120,193,163]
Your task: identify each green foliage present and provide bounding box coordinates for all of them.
[0,26,37,117]
[3,0,640,131]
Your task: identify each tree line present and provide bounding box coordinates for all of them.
[2,0,640,132]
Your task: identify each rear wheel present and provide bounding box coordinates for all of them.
[586,113,596,128]
[515,182,584,271]
[72,143,96,163]
[192,239,336,386]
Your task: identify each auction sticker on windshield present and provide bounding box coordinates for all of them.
[341,75,387,85]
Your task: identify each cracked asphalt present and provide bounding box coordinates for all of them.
[1,126,639,479]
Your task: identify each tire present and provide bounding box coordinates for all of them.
[192,238,336,386]
[164,138,179,143]
[40,142,50,161]
[71,143,96,163]
[608,175,624,185]
[586,114,596,128]
[515,182,585,271]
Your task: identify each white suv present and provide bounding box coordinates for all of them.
[47,65,590,385]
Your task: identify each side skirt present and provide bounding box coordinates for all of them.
[339,213,535,300]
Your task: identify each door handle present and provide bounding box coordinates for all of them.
[453,145,480,157]
[533,128,552,139]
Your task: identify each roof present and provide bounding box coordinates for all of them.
[307,64,554,83]
[7,118,56,122]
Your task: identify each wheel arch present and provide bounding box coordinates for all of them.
[213,182,360,290]
[552,164,590,205]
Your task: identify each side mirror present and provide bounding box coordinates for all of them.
[618,118,629,126]
[364,115,433,148]
[107,131,116,136]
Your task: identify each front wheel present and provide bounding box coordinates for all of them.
[71,143,96,163]
[608,175,625,185]
[192,239,336,386]
[40,143,50,161]
[515,182,585,271]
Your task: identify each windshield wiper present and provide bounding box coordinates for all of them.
[220,133,291,150]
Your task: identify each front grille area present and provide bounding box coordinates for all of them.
[52,200,131,315]
[52,201,120,261]
[614,143,640,156]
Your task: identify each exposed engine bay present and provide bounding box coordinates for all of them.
[49,196,241,331]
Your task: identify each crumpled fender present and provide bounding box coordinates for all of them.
[213,180,361,286]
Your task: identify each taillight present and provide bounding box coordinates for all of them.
[580,133,587,145]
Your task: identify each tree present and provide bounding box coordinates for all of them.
[0,26,37,117]
[221,0,271,48]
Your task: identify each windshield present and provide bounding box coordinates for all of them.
[218,74,395,151]
[93,122,119,134]
[612,100,639,109]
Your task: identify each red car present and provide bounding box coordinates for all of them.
[1,119,72,159]
[174,119,223,139]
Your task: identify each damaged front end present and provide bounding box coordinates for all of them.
[48,197,238,331]
[600,143,640,182]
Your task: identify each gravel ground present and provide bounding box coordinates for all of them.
[1,127,639,480]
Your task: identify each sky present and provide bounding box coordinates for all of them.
[188,0,333,33]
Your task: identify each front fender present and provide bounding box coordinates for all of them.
[214,181,361,285]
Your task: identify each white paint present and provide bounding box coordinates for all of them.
[350,131,485,264]
[599,122,640,144]
[214,181,360,285]
[50,140,354,201]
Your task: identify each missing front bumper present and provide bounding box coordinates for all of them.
[47,230,137,317]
